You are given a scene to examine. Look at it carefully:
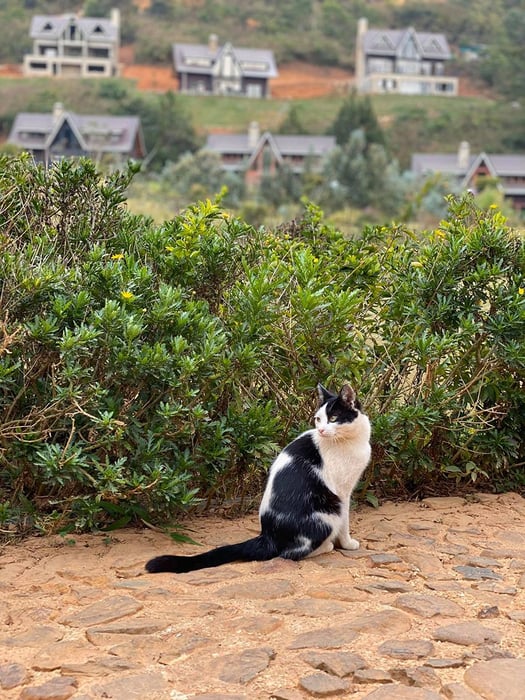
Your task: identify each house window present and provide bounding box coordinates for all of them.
[397,59,420,75]
[368,58,393,74]
[19,131,46,143]
[436,81,454,93]
[401,37,419,60]
[110,130,123,144]
[240,61,268,72]
[64,46,82,56]
[185,58,211,67]
[262,146,272,172]
[246,83,262,98]
[88,47,110,58]
[381,78,397,92]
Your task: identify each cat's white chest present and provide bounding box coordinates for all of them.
[318,443,357,493]
[315,416,371,497]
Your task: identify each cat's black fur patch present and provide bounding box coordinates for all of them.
[285,432,322,466]
[270,444,341,515]
[324,397,359,423]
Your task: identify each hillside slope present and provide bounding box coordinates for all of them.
[121,60,354,99]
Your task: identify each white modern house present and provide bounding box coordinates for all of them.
[355,17,458,96]
[23,9,120,78]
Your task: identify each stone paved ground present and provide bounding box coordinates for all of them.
[0,493,524,700]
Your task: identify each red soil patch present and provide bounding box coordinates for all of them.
[0,64,22,78]
[271,61,353,99]
[121,62,179,91]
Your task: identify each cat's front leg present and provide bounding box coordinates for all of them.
[336,503,359,550]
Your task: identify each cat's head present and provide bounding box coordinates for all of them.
[314,384,364,439]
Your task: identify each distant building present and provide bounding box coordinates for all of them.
[8,103,146,167]
[23,9,120,78]
[355,17,458,96]
[206,122,335,187]
[411,142,525,211]
[173,35,278,97]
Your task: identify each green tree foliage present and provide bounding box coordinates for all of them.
[278,105,309,135]
[321,129,404,213]
[1,155,524,534]
[83,0,135,16]
[119,92,200,169]
[259,165,303,208]
[479,7,525,98]
[330,92,385,148]
[158,149,245,206]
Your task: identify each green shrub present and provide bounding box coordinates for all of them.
[1,155,523,534]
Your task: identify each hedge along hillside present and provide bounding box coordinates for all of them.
[0,154,524,534]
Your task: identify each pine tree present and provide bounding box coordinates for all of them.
[330,91,385,149]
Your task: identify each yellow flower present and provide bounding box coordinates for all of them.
[489,203,498,209]
[519,288,525,296]
[120,291,134,301]
[111,253,124,260]
[434,229,446,239]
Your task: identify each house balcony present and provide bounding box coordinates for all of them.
[23,53,117,78]
[362,71,458,96]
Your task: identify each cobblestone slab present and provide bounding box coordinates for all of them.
[0,493,524,698]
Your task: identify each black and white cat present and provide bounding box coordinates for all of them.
[145,384,371,574]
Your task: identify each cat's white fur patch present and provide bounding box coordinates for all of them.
[259,451,291,515]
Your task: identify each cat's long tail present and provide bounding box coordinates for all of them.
[145,535,277,574]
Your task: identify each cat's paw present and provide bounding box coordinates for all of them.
[340,538,360,551]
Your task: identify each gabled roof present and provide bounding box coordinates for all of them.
[30,14,118,42]
[411,153,474,178]
[206,132,335,159]
[8,110,144,156]
[363,27,451,60]
[412,152,525,177]
[173,41,278,78]
[247,133,284,169]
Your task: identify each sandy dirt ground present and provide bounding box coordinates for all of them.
[0,493,524,699]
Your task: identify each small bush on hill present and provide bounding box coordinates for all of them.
[0,155,523,534]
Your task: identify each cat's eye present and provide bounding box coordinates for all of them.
[328,416,338,423]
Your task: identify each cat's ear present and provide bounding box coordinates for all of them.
[339,384,356,409]
[317,383,335,406]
